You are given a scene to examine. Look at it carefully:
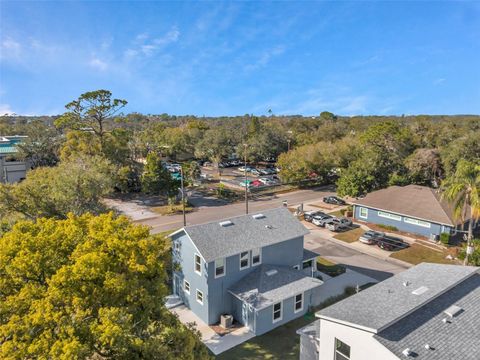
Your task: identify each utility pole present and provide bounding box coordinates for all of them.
[180,166,186,226]
[244,143,248,214]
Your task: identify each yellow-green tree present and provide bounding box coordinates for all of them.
[0,213,211,360]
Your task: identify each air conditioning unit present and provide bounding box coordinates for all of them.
[220,314,233,329]
[430,233,439,242]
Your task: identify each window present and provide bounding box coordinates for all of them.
[240,251,250,270]
[196,289,204,305]
[272,301,282,322]
[294,293,303,313]
[252,248,262,266]
[215,258,225,278]
[194,254,202,275]
[359,207,368,219]
[404,217,431,228]
[184,280,190,294]
[174,241,181,252]
[378,211,401,221]
[334,338,350,360]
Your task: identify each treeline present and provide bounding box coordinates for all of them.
[1,90,480,209]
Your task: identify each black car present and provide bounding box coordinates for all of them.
[323,196,346,206]
[376,236,406,251]
[304,211,326,222]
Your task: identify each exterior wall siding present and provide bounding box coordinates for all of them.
[0,155,28,183]
[255,289,313,336]
[206,236,305,325]
[318,319,398,360]
[172,231,210,324]
[353,205,453,238]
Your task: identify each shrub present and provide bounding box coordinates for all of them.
[440,232,450,245]
[377,224,398,231]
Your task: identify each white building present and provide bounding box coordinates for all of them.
[0,136,29,183]
[298,263,480,360]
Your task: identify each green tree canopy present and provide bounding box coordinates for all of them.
[0,213,210,359]
[141,152,178,196]
[0,156,114,220]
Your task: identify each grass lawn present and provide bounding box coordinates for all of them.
[151,204,194,215]
[333,227,365,243]
[215,314,314,360]
[390,243,459,265]
[316,257,346,277]
[328,210,344,217]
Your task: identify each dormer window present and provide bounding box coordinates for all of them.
[240,251,250,270]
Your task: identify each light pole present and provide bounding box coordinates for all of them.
[180,166,186,227]
[244,143,248,214]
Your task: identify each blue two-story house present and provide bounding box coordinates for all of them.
[170,207,322,335]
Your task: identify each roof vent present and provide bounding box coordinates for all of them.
[412,286,429,295]
[219,220,233,227]
[403,281,410,287]
[442,318,450,324]
[252,213,265,220]
[266,269,278,276]
[265,225,273,229]
[444,305,462,317]
[402,348,412,357]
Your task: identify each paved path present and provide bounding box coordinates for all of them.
[138,186,336,233]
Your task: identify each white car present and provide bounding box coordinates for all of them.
[258,177,276,185]
[325,217,352,231]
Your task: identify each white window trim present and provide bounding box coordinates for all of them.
[272,301,283,323]
[196,289,204,305]
[214,257,226,278]
[194,254,202,276]
[378,211,402,221]
[251,248,262,266]
[294,292,304,313]
[359,207,368,219]
[184,280,190,295]
[240,251,250,270]
[404,217,431,228]
[334,338,351,360]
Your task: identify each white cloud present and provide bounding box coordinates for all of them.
[0,37,22,61]
[244,45,286,71]
[433,78,446,85]
[125,27,181,59]
[0,103,15,116]
[88,57,108,71]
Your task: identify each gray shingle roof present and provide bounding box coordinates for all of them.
[182,207,309,263]
[353,185,467,226]
[229,264,323,310]
[374,273,480,360]
[317,263,479,333]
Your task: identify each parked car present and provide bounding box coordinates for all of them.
[325,217,352,231]
[323,196,346,206]
[238,166,254,172]
[312,214,333,227]
[203,161,213,167]
[251,168,261,176]
[359,230,385,245]
[304,211,326,222]
[239,180,252,187]
[251,180,263,187]
[376,235,405,251]
[258,177,276,186]
[258,168,270,175]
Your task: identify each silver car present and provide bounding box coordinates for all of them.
[359,230,385,245]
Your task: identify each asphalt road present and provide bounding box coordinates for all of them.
[137,186,336,233]
[304,232,408,281]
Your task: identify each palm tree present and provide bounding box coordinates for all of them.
[442,160,480,265]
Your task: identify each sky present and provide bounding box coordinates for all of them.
[0,1,479,117]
